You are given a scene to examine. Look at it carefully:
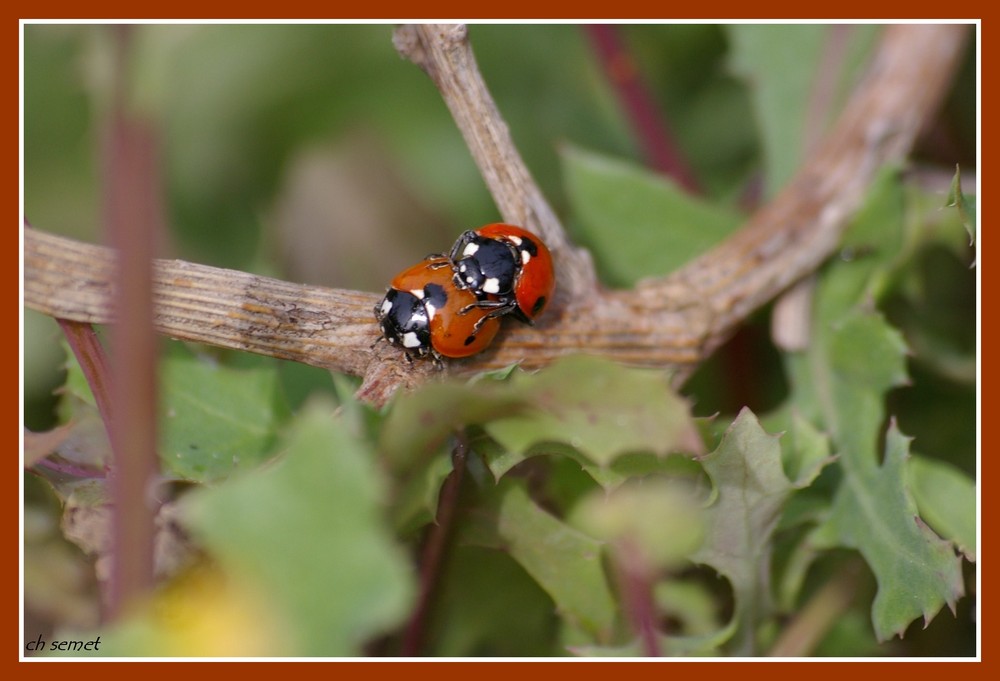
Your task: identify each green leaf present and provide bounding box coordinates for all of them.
[571,614,737,657]
[158,351,289,482]
[460,477,617,642]
[781,412,833,489]
[906,455,976,561]
[946,164,976,246]
[655,579,726,638]
[690,408,794,655]
[785,213,965,641]
[59,343,289,482]
[818,423,963,641]
[726,25,879,197]
[818,166,907,320]
[391,451,454,536]
[561,145,742,285]
[482,356,700,480]
[182,398,414,656]
[378,379,529,471]
[424,546,560,656]
[570,478,705,570]
[766,410,835,488]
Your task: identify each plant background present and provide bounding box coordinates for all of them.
[23,23,976,657]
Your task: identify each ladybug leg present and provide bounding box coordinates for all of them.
[371,301,385,348]
[457,299,509,315]
[448,231,479,261]
[461,299,537,327]
[458,301,523,335]
[457,300,528,326]
[507,307,535,326]
[470,314,494,336]
[430,350,445,371]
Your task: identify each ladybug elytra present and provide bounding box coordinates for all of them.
[442,223,555,327]
[374,257,501,361]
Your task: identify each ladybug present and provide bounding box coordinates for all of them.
[374,257,501,361]
[440,223,555,327]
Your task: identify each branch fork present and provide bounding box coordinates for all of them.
[24,24,968,406]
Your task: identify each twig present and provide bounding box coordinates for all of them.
[24,25,968,407]
[392,23,597,305]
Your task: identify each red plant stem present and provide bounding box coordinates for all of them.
[585,25,701,194]
[103,25,161,620]
[615,539,662,657]
[399,435,469,656]
[56,320,115,430]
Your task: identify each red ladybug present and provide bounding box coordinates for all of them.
[443,223,555,327]
[374,257,501,360]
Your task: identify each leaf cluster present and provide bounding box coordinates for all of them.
[23,24,975,658]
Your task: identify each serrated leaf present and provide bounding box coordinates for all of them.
[561,145,742,285]
[379,380,529,471]
[690,408,794,655]
[906,455,976,561]
[946,165,976,246]
[460,477,616,642]
[786,413,834,488]
[482,356,700,476]
[787,236,965,640]
[475,434,580,482]
[182,398,414,656]
[818,423,963,641]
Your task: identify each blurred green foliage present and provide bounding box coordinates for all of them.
[23,24,976,658]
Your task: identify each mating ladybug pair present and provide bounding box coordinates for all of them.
[374,224,555,361]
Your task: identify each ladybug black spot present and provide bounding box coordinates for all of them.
[519,237,539,257]
[531,296,547,316]
[423,282,449,311]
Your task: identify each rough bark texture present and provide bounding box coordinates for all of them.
[24,24,969,406]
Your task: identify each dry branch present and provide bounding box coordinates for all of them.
[24,24,968,406]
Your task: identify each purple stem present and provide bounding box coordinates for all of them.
[399,435,469,656]
[586,25,701,194]
[615,539,662,657]
[103,25,162,620]
[57,320,115,431]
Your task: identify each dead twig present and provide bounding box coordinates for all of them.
[23,24,968,406]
